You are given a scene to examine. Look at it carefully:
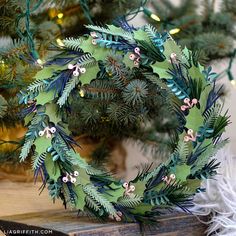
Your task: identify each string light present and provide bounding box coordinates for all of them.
[169,28,181,35]
[79,89,85,97]
[143,8,160,22]
[57,12,64,19]
[230,80,236,88]
[56,38,65,47]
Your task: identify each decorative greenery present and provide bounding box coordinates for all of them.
[19,22,229,223]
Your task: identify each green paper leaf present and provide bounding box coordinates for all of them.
[175,164,191,181]
[34,137,52,154]
[80,36,110,61]
[162,40,182,58]
[199,85,211,113]
[185,179,201,194]
[130,203,153,215]
[189,64,205,82]
[123,53,135,68]
[44,155,61,181]
[105,183,124,202]
[134,29,150,43]
[151,60,172,79]
[73,185,86,210]
[34,65,62,81]
[185,106,204,131]
[150,40,182,79]
[78,168,90,185]
[80,63,99,85]
[36,90,55,105]
[24,113,34,125]
[45,103,61,124]
[133,181,146,196]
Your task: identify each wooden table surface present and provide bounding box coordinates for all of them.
[0,181,208,236]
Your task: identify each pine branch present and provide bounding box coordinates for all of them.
[19,140,34,162]
[57,76,79,107]
[32,152,47,170]
[83,184,117,215]
[117,195,143,208]
[63,37,84,51]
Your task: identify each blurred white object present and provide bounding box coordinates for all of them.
[192,148,236,236]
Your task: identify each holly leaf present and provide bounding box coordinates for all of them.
[34,136,52,154]
[185,179,201,194]
[105,183,124,202]
[151,60,172,79]
[123,53,135,68]
[24,113,34,125]
[134,29,151,43]
[185,106,204,131]
[162,40,182,58]
[199,85,212,113]
[73,185,86,210]
[34,65,62,81]
[80,36,110,61]
[45,103,61,124]
[130,203,153,215]
[36,90,55,105]
[133,181,146,196]
[44,155,61,181]
[78,168,90,185]
[79,63,99,85]
[175,164,191,181]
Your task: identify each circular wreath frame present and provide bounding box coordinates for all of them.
[19,23,229,223]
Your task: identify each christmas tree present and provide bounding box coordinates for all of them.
[0,0,152,173]
[144,0,236,84]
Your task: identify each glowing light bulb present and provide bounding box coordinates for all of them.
[169,28,181,35]
[231,80,236,88]
[37,59,43,65]
[57,13,64,19]
[150,13,161,22]
[56,38,64,47]
[79,90,85,97]
[143,8,161,22]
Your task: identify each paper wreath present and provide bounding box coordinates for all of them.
[19,23,229,223]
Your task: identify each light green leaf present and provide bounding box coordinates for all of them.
[24,113,34,125]
[133,181,146,196]
[185,179,201,194]
[34,137,52,154]
[162,40,182,58]
[134,29,150,43]
[34,65,62,81]
[123,53,135,68]
[151,60,172,79]
[107,25,124,34]
[185,106,204,131]
[73,185,86,210]
[130,203,153,214]
[80,36,110,61]
[36,90,55,105]
[199,85,211,113]
[78,168,90,185]
[104,183,124,202]
[80,63,99,85]
[175,164,191,181]
[44,155,61,181]
[45,103,61,124]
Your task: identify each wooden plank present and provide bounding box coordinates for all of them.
[0,209,208,236]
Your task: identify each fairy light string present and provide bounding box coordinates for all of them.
[16,0,43,62]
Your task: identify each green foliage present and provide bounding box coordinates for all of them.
[117,195,143,208]
[83,184,117,215]
[0,95,7,118]
[148,0,236,61]
[18,22,229,224]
